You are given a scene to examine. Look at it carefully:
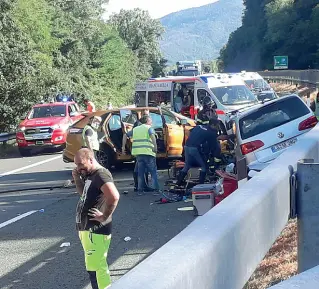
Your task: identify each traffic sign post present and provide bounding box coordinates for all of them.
[274,56,288,70]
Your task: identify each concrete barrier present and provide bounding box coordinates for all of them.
[269,265,319,288]
[111,126,319,289]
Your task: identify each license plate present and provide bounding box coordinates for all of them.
[36,141,44,145]
[271,138,297,153]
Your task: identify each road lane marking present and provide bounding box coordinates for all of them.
[0,210,38,229]
[0,155,61,178]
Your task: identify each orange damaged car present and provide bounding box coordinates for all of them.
[63,107,196,168]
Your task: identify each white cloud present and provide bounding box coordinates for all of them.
[104,0,218,19]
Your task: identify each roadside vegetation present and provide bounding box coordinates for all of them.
[220,0,319,71]
[0,1,165,132]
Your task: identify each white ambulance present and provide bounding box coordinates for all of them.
[236,71,272,91]
[135,74,259,133]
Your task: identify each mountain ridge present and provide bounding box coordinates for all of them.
[159,0,244,64]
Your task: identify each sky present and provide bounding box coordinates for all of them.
[103,0,219,19]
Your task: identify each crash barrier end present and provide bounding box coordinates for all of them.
[111,126,319,289]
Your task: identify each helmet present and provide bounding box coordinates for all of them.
[203,96,213,110]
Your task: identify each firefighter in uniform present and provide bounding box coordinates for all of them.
[197,97,218,125]
[176,118,221,186]
[82,116,102,159]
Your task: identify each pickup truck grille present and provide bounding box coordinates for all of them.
[24,127,53,141]
[25,127,53,135]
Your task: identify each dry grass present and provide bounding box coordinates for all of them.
[244,219,297,289]
[270,82,317,99]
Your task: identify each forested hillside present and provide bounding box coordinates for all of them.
[160,0,243,63]
[220,0,319,72]
[0,1,164,132]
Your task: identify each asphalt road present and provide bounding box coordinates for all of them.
[0,150,195,289]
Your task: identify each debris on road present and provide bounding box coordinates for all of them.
[123,191,128,195]
[39,209,45,213]
[124,236,131,242]
[60,242,71,248]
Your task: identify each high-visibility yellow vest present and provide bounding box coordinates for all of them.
[82,125,99,151]
[131,124,155,157]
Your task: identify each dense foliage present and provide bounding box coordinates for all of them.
[0,1,165,132]
[108,8,165,80]
[160,0,243,64]
[220,0,319,72]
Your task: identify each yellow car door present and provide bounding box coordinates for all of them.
[161,109,184,158]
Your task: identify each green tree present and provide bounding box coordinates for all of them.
[0,0,41,132]
[108,8,165,80]
[220,0,319,71]
[151,58,168,78]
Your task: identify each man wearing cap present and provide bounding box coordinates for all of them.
[83,116,102,159]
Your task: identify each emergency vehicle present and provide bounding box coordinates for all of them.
[16,101,83,156]
[135,74,259,133]
[236,71,272,92]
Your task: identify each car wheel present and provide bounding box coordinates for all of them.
[96,150,110,168]
[19,147,32,157]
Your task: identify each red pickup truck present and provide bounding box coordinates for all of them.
[16,102,84,156]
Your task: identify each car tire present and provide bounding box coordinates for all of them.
[19,147,32,157]
[97,145,114,169]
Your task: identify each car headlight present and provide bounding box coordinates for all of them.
[17,126,26,132]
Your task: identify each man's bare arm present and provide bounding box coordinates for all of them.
[100,182,120,221]
[72,168,84,196]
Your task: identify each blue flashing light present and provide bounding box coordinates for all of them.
[200,76,208,83]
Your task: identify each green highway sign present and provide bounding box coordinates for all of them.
[274,56,288,70]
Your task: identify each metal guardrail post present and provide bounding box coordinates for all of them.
[297,159,319,273]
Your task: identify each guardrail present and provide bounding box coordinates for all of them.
[259,69,319,88]
[111,126,319,288]
[0,132,16,144]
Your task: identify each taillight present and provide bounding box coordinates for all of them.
[298,115,318,131]
[240,140,264,155]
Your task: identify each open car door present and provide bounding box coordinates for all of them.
[119,109,138,154]
[161,109,184,158]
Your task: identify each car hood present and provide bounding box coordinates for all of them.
[20,117,67,128]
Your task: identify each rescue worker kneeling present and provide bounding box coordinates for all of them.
[177,118,221,185]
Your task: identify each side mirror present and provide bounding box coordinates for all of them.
[180,119,188,125]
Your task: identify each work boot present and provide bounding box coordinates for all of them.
[199,171,207,184]
[133,172,138,191]
[176,171,187,186]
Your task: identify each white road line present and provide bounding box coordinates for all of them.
[0,155,61,178]
[0,210,38,229]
